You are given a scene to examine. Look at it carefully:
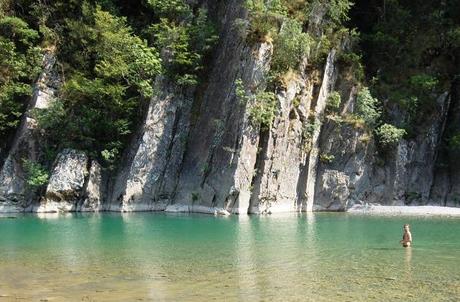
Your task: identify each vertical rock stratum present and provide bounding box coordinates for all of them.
[1,0,459,213]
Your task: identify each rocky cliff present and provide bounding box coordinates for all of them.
[0,51,60,212]
[1,0,459,213]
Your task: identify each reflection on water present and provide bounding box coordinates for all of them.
[0,212,459,301]
[405,247,412,280]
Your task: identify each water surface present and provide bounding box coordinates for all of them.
[0,212,459,301]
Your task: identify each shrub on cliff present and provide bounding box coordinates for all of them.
[249,91,278,130]
[355,87,380,127]
[23,159,49,188]
[271,19,313,78]
[326,91,342,113]
[375,123,406,146]
[448,133,460,153]
[146,3,218,86]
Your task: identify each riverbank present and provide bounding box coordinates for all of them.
[348,205,460,216]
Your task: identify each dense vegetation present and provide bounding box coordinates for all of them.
[0,9,41,151]
[240,0,355,129]
[243,0,353,75]
[242,0,459,149]
[0,0,217,167]
[0,0,459,171]
[352,0,460,139]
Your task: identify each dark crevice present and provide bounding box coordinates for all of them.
[248,128,270,213]
[79,157,93,208]
[428,92,451,203]
[200,152,214,188]
[211,194,218,208]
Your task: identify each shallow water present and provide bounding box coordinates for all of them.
[0,212,459,301]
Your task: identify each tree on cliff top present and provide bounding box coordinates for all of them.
[35,4,161,167]
[0,15,41,150]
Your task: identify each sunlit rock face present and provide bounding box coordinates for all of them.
[36,149,103,213]
[108,0,344,215]
[38,149,88,212]
[80,160,103,212]
[109,1,272,214]
[248,50,339,214]
[107,79,193,212]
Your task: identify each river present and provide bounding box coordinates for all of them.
[0,212,459,301]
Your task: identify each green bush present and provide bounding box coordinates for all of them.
[245,12,277,43]
[244,0,355,78]
[326,0,353,28]
[375,123,406,146]
[320,153,335,163]
[23,159,49,188]
[355,87,380,127]
[409,74,439,92]
[146,0,190,19]
[338,51,365,82]
[0,16,39,48]
[302,117,320,141]
[244,0,288,42]
[326,91,341,113]
[448,133,460,152]
[249,91,277,130]
[447,27,460,48]
[271,19,313,77]
[146,5,218,86]
[235,78,249,104]
[235,78,277,130]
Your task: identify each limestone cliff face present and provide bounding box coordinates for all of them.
[108,0,271,214]
[107,78,193,212]
[0,51,60,212]
[314,89,454,211]
[37,149,103,212]
[1,1,459,213]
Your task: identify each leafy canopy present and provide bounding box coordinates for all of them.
[35,4,161,167]
[0,15,41,148]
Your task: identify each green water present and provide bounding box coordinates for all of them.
[0,213,459,301]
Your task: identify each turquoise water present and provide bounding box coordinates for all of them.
[0,212,459,301]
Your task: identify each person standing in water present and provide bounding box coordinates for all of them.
[400,224,412,247]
